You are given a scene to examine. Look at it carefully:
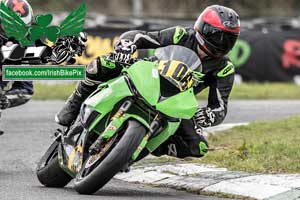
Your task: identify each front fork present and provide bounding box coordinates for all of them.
[89,99,134,155]
[131,115,161,161]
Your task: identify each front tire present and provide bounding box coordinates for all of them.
[36,141,72,188]
[74,120,147,194]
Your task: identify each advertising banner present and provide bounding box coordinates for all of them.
[79,24,300,82]
[229,28,300,82]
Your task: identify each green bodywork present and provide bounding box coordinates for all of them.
[156,89,197,119]
[126,60,198,118]
[85,60,198,157]
[60,59,199,173]
[126,61,160,106]
[84,76,133,132]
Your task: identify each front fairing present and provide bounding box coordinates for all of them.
[126,60,160,106]
[84,76,133,114]
[156,88,198,119]
[83,76,134,131]
[126,60,198,119]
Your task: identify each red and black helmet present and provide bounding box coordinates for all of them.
[194,5,240,58]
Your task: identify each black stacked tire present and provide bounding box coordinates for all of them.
[74,120,146,194]
[36,141,72,187]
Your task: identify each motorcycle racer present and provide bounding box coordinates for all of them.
[56,5,240,158]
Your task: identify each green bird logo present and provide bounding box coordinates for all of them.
[0,3,86,46]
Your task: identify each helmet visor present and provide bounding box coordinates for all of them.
[200,22,238,55]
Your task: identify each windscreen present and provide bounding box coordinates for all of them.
[154,45,202,72]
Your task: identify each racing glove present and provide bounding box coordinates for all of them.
[114,39,137,54]
[193,107,216,128]
[114,39,137,64]
[0,95,10,110]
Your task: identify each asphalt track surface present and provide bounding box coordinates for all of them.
[0,100,299,200]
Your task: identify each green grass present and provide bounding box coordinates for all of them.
[33,82,300,100]
[33,83,76,100]
[195,116,300,173]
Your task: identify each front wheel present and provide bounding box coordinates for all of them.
[74,120,147,194]
[36,140,72,187]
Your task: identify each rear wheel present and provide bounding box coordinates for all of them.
[74,120,147,194]
[36,141,72,187]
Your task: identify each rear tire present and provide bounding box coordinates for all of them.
[74,120,146,194]
[36,141,72,188]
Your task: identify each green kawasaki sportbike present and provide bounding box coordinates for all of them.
[36,46,203,194]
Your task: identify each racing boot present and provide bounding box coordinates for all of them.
[55,82,96,126]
